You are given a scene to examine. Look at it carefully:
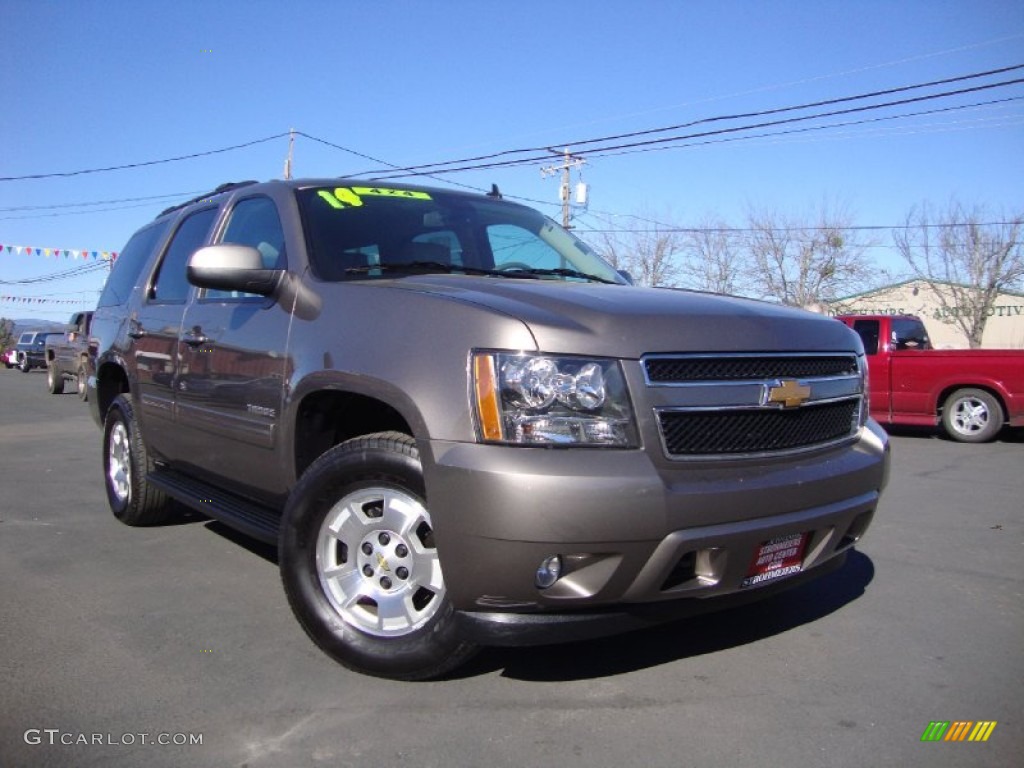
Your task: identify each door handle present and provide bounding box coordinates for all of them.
[182,328,210,347]
[127,320,146,339]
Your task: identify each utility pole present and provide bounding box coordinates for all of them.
[283,128,295,180]
[541,148,585,228]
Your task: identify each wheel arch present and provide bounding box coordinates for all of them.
[292,389,416,481]
[95,359,132,422]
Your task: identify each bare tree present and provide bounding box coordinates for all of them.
[592,212,683,288]
[677,216,749,295]
[745,203,875,307]
[893,201,1024,348]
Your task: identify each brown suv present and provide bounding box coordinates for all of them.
[88,179,889,679]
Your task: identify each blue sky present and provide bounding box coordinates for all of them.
[2,0,1022,320]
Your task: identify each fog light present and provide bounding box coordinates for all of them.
[535,555,563,589]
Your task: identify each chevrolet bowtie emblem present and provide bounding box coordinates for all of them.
[766,379,812,408]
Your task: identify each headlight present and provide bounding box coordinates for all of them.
[472,352,638,447]
[858,353,870,428]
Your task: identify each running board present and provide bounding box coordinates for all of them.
[148,469,281,545]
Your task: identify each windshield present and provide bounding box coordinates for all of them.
[296,184,625,284]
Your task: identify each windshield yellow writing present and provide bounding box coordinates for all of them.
[317,187,432,209]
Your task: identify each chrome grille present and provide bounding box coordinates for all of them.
[644,355,858,383]
[644,353,864,459]
[658,401,859,456]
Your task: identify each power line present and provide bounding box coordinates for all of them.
[0,260,109,284]
[591,95,1024,160]
[0,191,206,213]
[367,77,1024,178]
[349,65,1024,177]
[0,134,290,182]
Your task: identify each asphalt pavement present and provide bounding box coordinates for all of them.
[0,367,1020,768]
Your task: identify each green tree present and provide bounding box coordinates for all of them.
[0,317,15,350]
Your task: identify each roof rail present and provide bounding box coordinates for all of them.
[157,180,260,218]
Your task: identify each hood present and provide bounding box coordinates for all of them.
[382,275,860,357]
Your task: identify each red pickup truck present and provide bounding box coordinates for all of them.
[837,314,1024,443]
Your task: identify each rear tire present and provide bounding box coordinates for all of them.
[941,388,1003,443]
[47,363,65,394]
[279,431,476,680]
[19,355,30,373]
[103,394,173,525]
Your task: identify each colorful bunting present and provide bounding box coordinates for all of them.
[1,295,87,306]
[0,242,118,260]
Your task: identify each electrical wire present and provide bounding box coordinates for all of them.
[366,78,1024,178]
[348,65,1024,177]
[0,134,290,182]
[0,261,109,285]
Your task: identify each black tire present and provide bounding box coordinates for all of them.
[77,364,89,401]
[103,394,173,525]
[941,388,1004,443]
[47,363,65,394]
[279,431,476,680]
[19,356,30,373]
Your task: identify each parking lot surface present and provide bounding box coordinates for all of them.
[1,369,1020,767]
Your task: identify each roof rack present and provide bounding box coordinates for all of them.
[157,180,260,218]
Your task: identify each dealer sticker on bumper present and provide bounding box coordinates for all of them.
[741,532,809,588]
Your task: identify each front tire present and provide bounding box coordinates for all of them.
[942,388,1003,443]
[103,394,173,525]
[19,355,30,373]
[279,431,476,680]
[47,363,65,394]
[77,364,89,401]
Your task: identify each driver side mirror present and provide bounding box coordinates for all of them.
[187,245,283,296]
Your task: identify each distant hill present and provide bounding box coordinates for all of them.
[9,319,66,337]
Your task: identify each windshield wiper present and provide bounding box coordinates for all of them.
[507,266,619,284]
[343,261,617,283]
[344,261,539,278]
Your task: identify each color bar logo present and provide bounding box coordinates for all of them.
[921,721,997,742]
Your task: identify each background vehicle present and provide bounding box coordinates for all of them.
[837,314,1024,442]
[45,310,93,398]
[89,179,889,680]
[13,331,61,373]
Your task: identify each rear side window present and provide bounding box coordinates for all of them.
[98,220,171,307]
[149,208,218,303]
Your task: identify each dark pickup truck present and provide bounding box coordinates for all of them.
[89,179,890,680]
[837,314,1024,442]
[45,310,93,398]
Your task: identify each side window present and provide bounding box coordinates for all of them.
[852,319,880,355]
[149,208,218,303]
[487,224,563,271]
[98,220,172,307]
[205,196,287,300]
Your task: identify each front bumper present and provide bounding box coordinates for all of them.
[422,419,888,641]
